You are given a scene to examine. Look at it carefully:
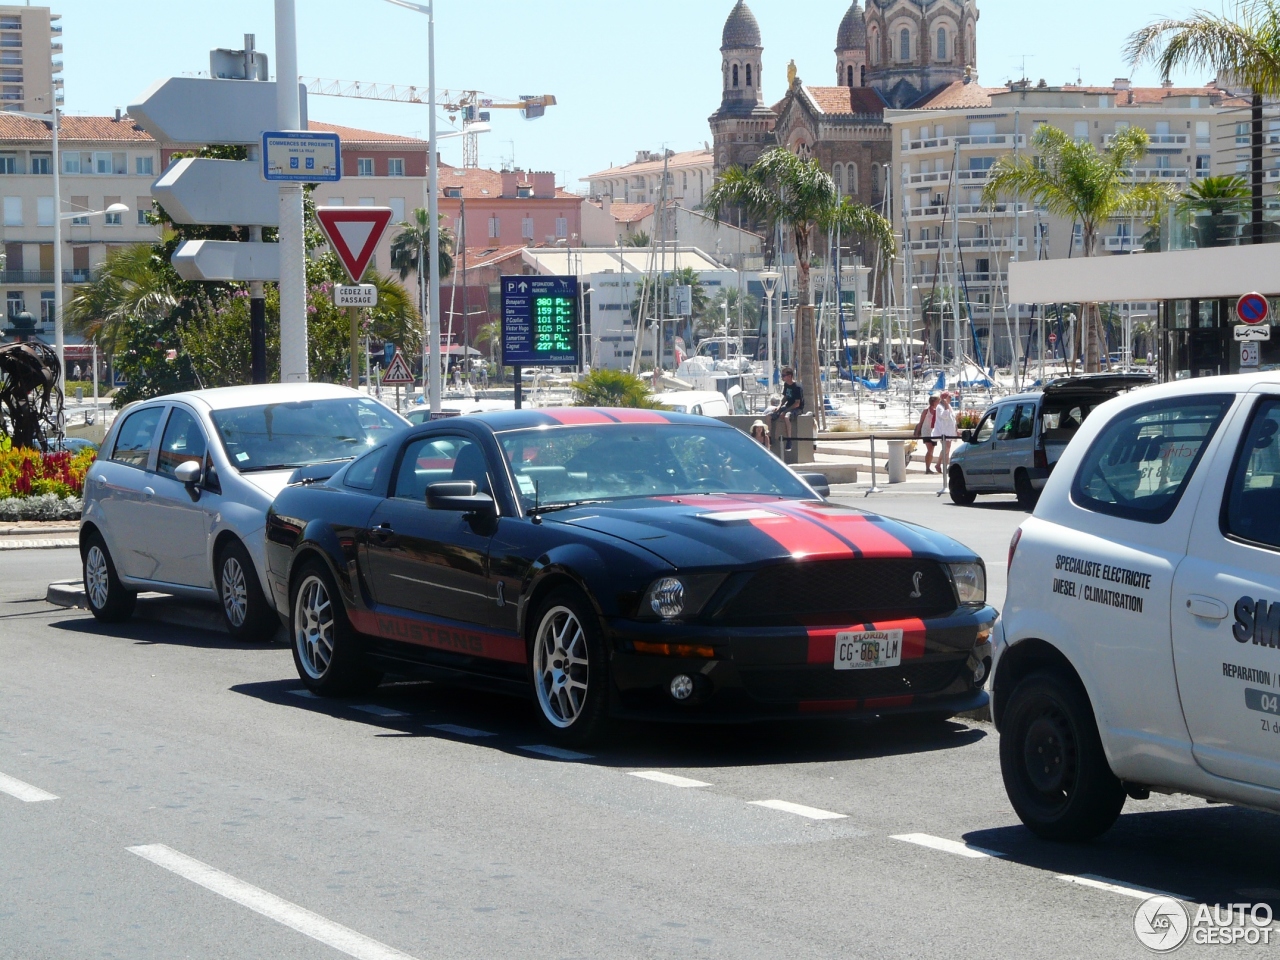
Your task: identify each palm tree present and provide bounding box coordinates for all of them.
[66,242,178,355]
[571,368,656,408]
[982,126,1173,372]
[389,209,456,346]
[705,147,893,414]
[1127,2,1280,240]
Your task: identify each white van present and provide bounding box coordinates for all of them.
[653,387,747,417]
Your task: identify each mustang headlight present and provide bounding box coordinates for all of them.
[948,562,987,606]
[637,574,726,621]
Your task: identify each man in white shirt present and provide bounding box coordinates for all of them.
[932,390,958,473]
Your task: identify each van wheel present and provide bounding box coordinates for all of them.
[1015,470,1039,510]
[949,468,977,506]
[1000,670,1125,841]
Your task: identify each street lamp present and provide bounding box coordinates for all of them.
[384,0,444,414]
[759,270,780,396]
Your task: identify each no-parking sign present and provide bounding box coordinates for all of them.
[1237,292,1270,325]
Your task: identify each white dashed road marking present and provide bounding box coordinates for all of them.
[629,771,711,788]
[891,833,1006,859]
[0,771,58,802]
[128,844,420,960]
[1058,874,1195,903]
[353,705,409,719]
[749,799,847,820]
[425,724,495,738]
[518,744,594,761]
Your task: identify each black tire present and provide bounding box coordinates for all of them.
[949,468,977,506]
[528,587,611,747]
[82,529,136,623]
[216,539,280,643]
[1014,470,1039,511]
[1000,670,1126,841]
[289,558,382,697]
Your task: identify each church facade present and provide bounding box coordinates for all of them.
[709,0,981,209]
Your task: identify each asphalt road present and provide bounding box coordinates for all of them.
[2,504,1277,959]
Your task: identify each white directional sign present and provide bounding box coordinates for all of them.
[128,77,308,145]
[263,131,341,182]
[171,240,280,282]
[152,158,279,227]
[334,284,378,308]
[1235,324,1272,342]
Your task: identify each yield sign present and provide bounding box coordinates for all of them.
[381,351,415,385]
[315,206,395,283]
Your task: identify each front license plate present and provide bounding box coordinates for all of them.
[834,629,904,670]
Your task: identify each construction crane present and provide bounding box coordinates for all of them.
[301,78,557,168]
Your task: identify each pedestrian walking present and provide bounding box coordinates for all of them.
[72,363,81,381]
[914,394,941,473]
[769,368,805,452]
[934,390,958,473]
[750,419,771,450]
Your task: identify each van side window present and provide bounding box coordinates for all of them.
[1071,395,1233,524]
[1012,404,1036,440]
[1224,398,1280,550]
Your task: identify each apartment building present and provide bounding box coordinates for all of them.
[0,4,61,115]
[583,149,716,210]
[886,78,1240,363]
[0,113,161,331]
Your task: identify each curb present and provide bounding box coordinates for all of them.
[0,538,79,550]
[45,579,275,637]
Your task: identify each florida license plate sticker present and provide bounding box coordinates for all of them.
[834,629,904,670]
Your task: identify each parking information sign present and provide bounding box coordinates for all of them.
[501,275,580,367]
[262,130,341,182]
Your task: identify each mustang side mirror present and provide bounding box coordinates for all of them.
[175,460,202,500]
[427,481,496,518]
[961,429,974,444]
[798,472,831,499]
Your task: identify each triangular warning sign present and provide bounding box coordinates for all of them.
[316,206,395,283]
[381,351,415,385]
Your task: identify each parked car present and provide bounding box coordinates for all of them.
[653,387,747,417]
[80,384,408,639]
[948,373,1152,508]
[48,436,99,455]
[265,407,995,745]
[406,398,515,424]
[996,372,1280,840]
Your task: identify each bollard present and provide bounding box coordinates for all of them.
[887,440,906,483]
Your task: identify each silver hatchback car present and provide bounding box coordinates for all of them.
[80,384,407,639]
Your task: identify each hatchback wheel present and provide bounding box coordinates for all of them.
[1000,670,1125,841]
[217,540,279,642]
[949,468,977,506]
[290,559,382,696]
[529,588,610,745]
[82,529,136,623]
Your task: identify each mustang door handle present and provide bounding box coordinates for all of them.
[1186,595,1229,620]
[142,486,155,500]
[371,523,395,542]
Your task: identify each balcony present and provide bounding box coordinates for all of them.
[50,60,61,73]
[906,201,1027,221]
[0,54,19,65]
[49,42,61,53]
[1104,133,1189,148]
[0,269,89,284]
[0,38,21,48]
[1103,235,1142,251]
[1123,168,1189,182]
[908,236,1028,253]
[906,168,991,187]
[903,133,1026,153]
[50,24,61,35]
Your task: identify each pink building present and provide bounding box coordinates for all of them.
[437,166,582,250]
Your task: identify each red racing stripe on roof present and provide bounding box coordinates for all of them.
[608,409,671,423]
[539,408,618,425]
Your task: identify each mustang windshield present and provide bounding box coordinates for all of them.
[497,423,814,508]
[210,397,404,472]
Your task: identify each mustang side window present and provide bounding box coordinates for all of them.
[343,446,385,491]
[110,406,164,469]
[156,408,208,478]
[393,436,489,502]
[1071,394,1233,524]
[1224,398,1280,550]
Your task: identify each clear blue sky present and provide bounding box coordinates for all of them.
[51,0,1212,188]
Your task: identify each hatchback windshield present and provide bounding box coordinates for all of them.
[210,398,404,472]
[497,423,814,508]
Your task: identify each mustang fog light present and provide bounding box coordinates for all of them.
[649,577,685,618]
[947,562,987,605]
[972,658,987,684]
[670,674,694,700]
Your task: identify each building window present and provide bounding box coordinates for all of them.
[135,156,153,176]
[390,197,405,223]
[37,195,53,226]
[847,65,855,88]
[1073,223,1083,248]
[1073,120,1089,143]
[104,196,122,225]
[1197,121,1211,146]
[61,152,79,175]
[70,195,88,225]
[861,64,867,85]
[3,195,19,226]
[555,216,568,239]
[521,216,534,239]
[7,291,23,318]
[137,196,151,225]
[872,164,879,194]
[848,161,858,194]
[443,186,461,198]
[746,63,753,87]
[388,157,405,177]
[40,291,54,323]
[112,152,127,175]
[732,64,739,88]
[93,152,112,174]
[29,153,49,174]
[833,163,844,195]
[517,186,533,198]
[358,197,375,206]
[488,215,500,239]
[1196,154,1211,177]
[0,153,14,174]
[937,27,947,60]
[357,157,374,176]
[900,28,911,61]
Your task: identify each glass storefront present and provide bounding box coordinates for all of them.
[1161,296,1280,381]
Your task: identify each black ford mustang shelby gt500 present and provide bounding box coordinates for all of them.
[265,408,996,743]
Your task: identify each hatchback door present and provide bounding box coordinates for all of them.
[96,404,166,580]
[149,405,216,588]
[1172,391,1280,789]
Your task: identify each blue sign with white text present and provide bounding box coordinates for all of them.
[262,131,341,183]
[502,275,580,367]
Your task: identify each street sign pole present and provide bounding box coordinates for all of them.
[276,0,308,383]
[349,305,359,389]
[514,365,523,410]
[427,0,442,416]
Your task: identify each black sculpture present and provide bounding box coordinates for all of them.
[0,311,64,451]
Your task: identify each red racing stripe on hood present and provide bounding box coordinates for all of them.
[787,506,914,559]
[806,617,927,664]
[748,512,854,560]
[540,408,618,425]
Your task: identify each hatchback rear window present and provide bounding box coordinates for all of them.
[1071,395,1233,524]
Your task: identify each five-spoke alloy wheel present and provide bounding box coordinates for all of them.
[289,558,382,696]
[529,588,609,745]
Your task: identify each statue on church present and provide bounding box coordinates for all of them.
[787,59,798,88]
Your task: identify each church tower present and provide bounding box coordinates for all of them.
[835,2,868,88]
[709,1,777,175]
[864,0,979,107]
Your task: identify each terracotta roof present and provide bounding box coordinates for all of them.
[911,81,999,110]
[0,113,156,143]
[1057,84,1236,106]
[597,201,653,224]
[307,121,428,145]
[439,165,578,201]
[463,244,527,269]
[802,85,886,117]
[583,149,713,181]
